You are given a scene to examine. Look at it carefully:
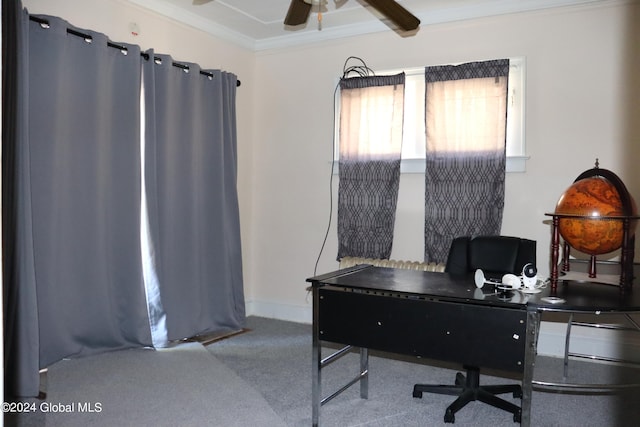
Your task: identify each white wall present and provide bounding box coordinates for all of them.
[248,1,640,323]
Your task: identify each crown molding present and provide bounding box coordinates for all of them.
[126,0,257,50]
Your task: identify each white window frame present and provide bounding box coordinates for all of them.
[334,57,528,173]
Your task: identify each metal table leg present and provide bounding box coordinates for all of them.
[360,348,369,399]
[521,308,540,427]
[312,285,321,427]
[312,284,370,426]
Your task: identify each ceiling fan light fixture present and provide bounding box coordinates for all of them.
[285,0,420,33]
[302,0,328,29]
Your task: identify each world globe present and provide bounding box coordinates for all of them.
[555,174,637,255]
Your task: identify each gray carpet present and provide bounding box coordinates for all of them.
[6,316,640,426]
[7,341,285,427]
[207,317,640,427]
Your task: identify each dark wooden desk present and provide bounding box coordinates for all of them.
[307,265,640,426]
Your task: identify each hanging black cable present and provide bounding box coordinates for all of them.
[313,79,340,277]
[341,56,375,79]
[28,15,241,87]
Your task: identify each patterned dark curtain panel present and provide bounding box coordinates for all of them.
[424,153,506,263]
[424,59,510,83]
[338,159,402,259]
[424,60,509,264]
[337,74,405,260]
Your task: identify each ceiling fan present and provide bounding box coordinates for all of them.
[285,0,420,32]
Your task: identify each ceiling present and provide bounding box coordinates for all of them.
[126,0,601,51]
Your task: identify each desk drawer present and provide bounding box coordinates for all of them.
[318,287,527,373]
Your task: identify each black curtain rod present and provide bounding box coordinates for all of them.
[28,15,241,87]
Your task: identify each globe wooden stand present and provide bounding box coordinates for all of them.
[546,213,638,294]
[546,164,638,294]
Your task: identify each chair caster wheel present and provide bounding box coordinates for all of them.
[444,409,455,423]
[412,389,423,398]
[513,410,521,423]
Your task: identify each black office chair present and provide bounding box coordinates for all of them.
[412,235,536,423]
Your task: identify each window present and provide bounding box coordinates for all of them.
[336,57,527,172]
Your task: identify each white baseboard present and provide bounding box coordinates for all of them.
[246,299,640,364]
[245,299,312,324]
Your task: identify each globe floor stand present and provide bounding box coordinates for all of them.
[548,162,638,294]
[547,213,639,294]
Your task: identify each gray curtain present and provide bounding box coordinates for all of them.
[142,53,245,341]
[28,16,152,366]
[3,7,245,396]
[2,1,40,398]
[3,9,152,397]
[337,74,405,260]
[424,60,509,264]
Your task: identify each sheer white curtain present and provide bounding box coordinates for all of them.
[426,77,508,154]
[424,60,509,264]
[337,74,405,260]
[339,80,404,161]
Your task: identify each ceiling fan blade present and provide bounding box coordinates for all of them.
[284,0,313,26]
[364,0,420,31]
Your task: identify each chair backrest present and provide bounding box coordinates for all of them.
[445,235,536,280]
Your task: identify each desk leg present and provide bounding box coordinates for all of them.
[521,309,540,427]
[360,348,369,399]
[312,285,321,427]
[550,216,560,292]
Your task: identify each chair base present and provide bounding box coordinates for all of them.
[413,366,522,424]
